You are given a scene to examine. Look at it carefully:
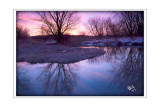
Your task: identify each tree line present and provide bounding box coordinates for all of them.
[86,11,144,37]
[16,11,144,42]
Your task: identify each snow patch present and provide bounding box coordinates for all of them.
[81,37,144,47]
[44,40,57,45]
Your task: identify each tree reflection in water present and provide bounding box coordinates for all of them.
[16,47,144,96]
[38,63,78,95]
[87,47,144,95]
[112,48,144,95]
[16,67,30,96]
[88,47,127,64]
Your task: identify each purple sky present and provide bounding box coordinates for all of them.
[17,11,119,36]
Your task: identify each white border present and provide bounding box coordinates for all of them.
[13,9,17,98]
[13,9,147,98]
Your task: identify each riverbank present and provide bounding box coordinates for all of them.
[81,37,144,47]
[17,42,105,64]
[17,35,143,64]
[27,35,144,47]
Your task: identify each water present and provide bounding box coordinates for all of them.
[16,47,144,96]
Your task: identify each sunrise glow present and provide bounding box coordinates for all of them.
[17,11,117,36]
[69,30,79,35]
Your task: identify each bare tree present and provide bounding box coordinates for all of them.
[16,25,30,39]
[16,12,30,39]
[37,11,80,42]
[86,17,123,37]
[86,12,143,37]
[103,18,112,35]
[86,17,105,36]
[120,12,136,35]
[120,11,144,36]
[109,21,124,36]
[133,12,144,35]
[40,26,52,35]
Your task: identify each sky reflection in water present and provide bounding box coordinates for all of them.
[16,47,144,96]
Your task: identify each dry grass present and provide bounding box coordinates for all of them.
[17,41,105,64]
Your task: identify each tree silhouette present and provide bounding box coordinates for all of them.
[16,12,30,39]
[86,17,105,36]
[37,11,80,42]
[120,11,144,36]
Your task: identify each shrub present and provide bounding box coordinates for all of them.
[16,26,30,39]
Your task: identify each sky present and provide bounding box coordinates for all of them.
[17,11,119,36]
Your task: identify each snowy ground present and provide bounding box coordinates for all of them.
[17,43,105,64]
[81,37,144,47]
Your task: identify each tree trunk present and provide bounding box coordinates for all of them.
[57,29,62,43]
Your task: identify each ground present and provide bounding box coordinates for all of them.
[17,35,144,64]
[17,41,105,64]
[81,37,144,47]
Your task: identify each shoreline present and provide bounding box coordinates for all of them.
[17,36,144,64]
[17,43,105,64]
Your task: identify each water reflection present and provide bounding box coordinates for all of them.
[88,47,127,64]
[16,65,30,96]
[38,63,78,95]
[16,47,144,96]
[87,47,144,95]
[112,48,144,95]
